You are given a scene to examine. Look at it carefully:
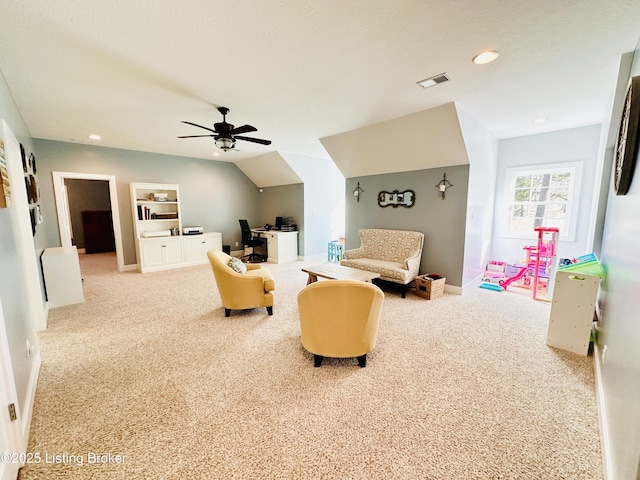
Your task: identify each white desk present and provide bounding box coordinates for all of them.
[251,229,299,263]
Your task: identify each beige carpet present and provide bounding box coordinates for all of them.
[19,252,602,479]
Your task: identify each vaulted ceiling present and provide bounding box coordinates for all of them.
[1,1,639,186]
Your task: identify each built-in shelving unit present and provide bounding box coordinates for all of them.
[130,182,221,273]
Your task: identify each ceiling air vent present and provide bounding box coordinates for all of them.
[417,73,451,89]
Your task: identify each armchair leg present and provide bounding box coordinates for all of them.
[357,354,367,368]
[314,355,323,367]
[266,306,273,315]
[224,308,231,317]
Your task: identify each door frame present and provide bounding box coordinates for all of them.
[0,299,23,480]
[52,171,124,272]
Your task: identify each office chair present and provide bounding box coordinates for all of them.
[239,219,265,263]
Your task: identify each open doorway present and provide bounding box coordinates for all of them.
[52,172,124,272]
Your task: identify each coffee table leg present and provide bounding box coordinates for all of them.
[307,274,318,285]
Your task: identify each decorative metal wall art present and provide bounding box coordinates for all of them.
[377,189,415,208]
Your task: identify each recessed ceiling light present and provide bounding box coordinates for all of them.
[88,134,101,140]
[532,117,548,124]
[212,152,220,157]
[472,50,499,65]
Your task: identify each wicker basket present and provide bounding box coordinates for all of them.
[414,274,445,300]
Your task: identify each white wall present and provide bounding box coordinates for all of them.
[491,125,602,264]
[456,106,499,288]
[595,47,640,480]
[280,153,345,258]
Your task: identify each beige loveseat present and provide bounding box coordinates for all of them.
[340,229,424,298]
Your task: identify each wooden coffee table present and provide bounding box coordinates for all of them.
[302,263,380,285]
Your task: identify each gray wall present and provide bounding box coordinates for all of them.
[595,47,640,480]
[345,165,469,287]
[0,69,41,417]
[65,178,111,249]
[257,183,304,254]
[491,125,602,264]
[33,139,262,267]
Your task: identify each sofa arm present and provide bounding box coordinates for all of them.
[343,247,366,260]
[405,254,422,277]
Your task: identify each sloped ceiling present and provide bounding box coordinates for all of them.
[235,152,301,188]
[321,103,468,178]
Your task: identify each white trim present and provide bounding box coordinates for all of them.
[19,352,40,451]
[0,300,23,480]
[593,340,613,480]
[52,171,125,273]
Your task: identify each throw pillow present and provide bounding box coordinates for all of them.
[228,257,247,274]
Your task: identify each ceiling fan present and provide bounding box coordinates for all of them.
[178,107,271,151]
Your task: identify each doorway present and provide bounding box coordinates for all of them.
[52,172,124,272]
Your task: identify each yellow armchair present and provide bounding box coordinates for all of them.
[207,250,275,317]
[297,279,384,367]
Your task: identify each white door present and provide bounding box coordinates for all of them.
[0,299,22,480]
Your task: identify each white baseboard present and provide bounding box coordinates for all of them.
[444,284,462,295]
[593,341,613,480]
[122,264,138,272]
[20,352,41,451]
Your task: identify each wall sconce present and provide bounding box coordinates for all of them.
[353,182,364,202]
[435,173,453,199]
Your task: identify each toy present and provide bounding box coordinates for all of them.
[481,227,559,299]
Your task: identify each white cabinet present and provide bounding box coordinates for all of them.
[183,233,222,264]
[139,237,184,271]
[546,271,600,356]
[130,182,222,273]
[41,246,84,308]
[261,231,298,264]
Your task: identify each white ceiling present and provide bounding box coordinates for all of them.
[1,1,639,184]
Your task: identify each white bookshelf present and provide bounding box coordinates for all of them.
[130,182,221,272]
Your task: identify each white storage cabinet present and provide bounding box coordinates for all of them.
[130,182,221,273]
[546,271,600,356]
[41,246,84,308]
[261,230,299,264]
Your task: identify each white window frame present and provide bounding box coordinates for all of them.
[502,161,582,241]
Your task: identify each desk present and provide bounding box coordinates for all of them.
[252,229,298,263]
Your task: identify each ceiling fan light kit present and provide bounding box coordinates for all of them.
[178,106,271,152]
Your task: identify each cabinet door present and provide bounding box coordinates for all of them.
[265,233,278,261]
[140,238,183,269]
[184,235,221,262]
[183,238,204,262]
[163,240,184,265]
[140,241,165,268]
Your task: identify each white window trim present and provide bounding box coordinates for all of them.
[502,161,583,242]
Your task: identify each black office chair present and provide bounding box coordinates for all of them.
[239,220,265,263]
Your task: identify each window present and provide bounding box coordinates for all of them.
[504,162,582,240]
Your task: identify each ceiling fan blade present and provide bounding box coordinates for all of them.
[181,121,217,134]
[230,124,257,135]
[178,134,215,138]
[235,135,272,146]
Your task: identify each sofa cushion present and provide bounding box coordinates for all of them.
[340,258,414,284]
[228,257,247,274]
